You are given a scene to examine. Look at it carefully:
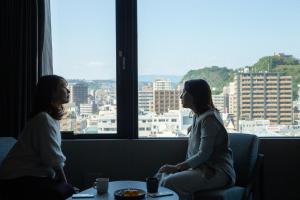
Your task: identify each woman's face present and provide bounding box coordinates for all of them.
[53,79,70,105]
[180,88,194,109]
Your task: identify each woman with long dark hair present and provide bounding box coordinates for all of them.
[157,79,236,200]
[0,75,75,199]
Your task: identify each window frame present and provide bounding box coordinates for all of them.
[62,0,138,139]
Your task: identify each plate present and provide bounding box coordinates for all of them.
[114,188,146,200]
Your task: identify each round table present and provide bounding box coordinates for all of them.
[68,180,179,200]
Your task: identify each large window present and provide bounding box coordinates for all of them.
[51,0,117,135]
[138,0,300,137]
[51,0,300,138]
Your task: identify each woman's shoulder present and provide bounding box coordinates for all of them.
[197,109,217,121]
[198,109,223,125]
[30,112,57,126]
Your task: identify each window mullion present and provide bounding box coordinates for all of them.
[116,0,138,138]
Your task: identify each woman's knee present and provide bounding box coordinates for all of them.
[161,176,176,189]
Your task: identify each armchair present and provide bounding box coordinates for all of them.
[193,133,264,200]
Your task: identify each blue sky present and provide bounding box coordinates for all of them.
[51,0,300,80]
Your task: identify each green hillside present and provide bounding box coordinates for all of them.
[250,54,299,72]
[180,66,235,95]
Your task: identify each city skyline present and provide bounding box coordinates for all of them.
[51,0,300,80]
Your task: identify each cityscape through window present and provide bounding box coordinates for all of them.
[51,0,300,137]
[51,0,117,134]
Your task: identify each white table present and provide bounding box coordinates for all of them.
[68,180,179,200]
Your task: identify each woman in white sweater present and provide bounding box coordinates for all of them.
[157,79,236,200]
[0,75,74,200]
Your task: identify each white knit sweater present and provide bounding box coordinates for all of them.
[0,112,66,179]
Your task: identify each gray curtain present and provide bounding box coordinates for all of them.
[0,0,53,137]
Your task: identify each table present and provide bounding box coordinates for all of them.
[68,180,179,200]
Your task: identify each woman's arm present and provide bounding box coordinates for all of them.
[33,114,66,175]
[55,167,68,183]
[158,162,190,173]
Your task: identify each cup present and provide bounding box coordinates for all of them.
[93,177,109,194]
[146,177,159,193]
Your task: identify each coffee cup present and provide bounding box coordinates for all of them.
[146,177,159,193]
[93,177,109,194]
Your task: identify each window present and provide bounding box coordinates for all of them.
[138,0,300,137]
[51,0,300,138]
[51,0,117,135]
[51,0,137,138]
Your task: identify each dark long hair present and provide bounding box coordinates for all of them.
[184,79,216,115]
[31,75,66,120]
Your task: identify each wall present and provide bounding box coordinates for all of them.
[62,138,300,200]
[260,139,300,200]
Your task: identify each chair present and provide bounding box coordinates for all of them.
[0,137,17,166]
[0,137,17,200]
[193,133,264,200]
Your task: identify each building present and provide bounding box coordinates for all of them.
[80,102,97,116]
[153,90,180,114]
[233,72,292,129]
[70,83,88,107]
[153,79,180,114]
[212,94,225,113]
[138,86,153,112]
[153,79,172,90]
[97,105,117,134]
[138,109,192,137]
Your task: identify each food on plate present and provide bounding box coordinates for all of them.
[123,189,140,197]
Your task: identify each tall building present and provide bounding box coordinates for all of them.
[153,80,180,114]
[138,85,153,112]
[153,79,172,90]
[233,72,292,128]
[71,83,88,107]
[153,90,180,114]
[228,82,237,116]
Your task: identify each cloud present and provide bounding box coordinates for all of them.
[87,61,105,66]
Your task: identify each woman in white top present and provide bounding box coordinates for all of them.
[0,75,74,200]
[157,79,236,200]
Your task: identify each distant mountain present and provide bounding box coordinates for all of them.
[138,75,183,83]
[180,66,235,95]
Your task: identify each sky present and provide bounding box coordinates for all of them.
[51,0,300,80]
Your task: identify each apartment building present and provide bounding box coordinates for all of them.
[233,72,292,128]
[212,94,225,113]
[152,80,180,114]
[138,85,153,112]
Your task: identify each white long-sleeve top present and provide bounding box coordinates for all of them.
[0,112,66,180]
[186,109,236,184]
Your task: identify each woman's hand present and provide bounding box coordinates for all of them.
[158,164,178,174]
[175,162,189,171]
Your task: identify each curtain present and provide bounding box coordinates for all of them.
[0,0,53,138]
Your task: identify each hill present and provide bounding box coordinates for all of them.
[180,66,235,95]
